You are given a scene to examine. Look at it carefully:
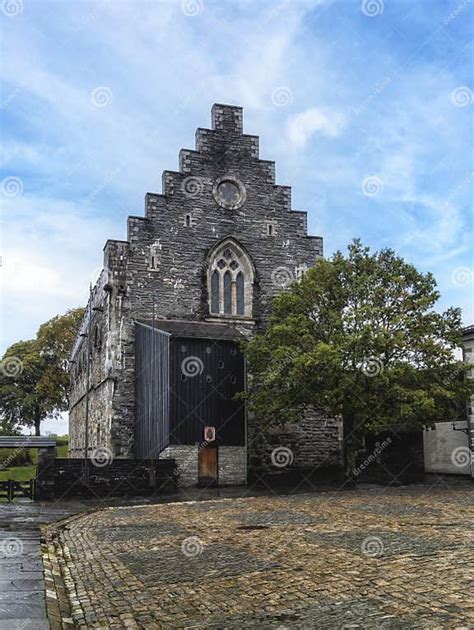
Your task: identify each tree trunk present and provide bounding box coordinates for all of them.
[342,408,359,485]
[34,416,41,436]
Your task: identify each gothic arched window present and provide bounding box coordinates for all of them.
[207,238,255,319]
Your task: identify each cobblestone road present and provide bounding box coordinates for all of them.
[42,484,473,629]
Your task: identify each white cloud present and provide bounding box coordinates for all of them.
[0,0,472,344]
[0,194,122,351]
[286,108,346,148]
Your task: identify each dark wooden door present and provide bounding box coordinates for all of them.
[198,446,218,486]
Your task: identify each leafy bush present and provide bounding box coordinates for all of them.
[0,447,33,470]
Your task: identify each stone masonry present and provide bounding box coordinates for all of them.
[68,103,342,483]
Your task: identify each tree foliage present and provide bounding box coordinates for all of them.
[0,308,84,435]
[243,240,472,479]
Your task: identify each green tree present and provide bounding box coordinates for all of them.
[243,240,472,481]
[35,308,85,412]
[0,308,84,435]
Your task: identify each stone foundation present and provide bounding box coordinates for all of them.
[159,445,247,487]
[160,445,199,487]
[218,447,247,485]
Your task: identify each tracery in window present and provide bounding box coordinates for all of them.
[208,238,254,318]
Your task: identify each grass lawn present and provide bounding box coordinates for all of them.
[0,465,37,481]
[0,437,68,482]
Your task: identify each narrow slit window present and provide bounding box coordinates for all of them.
[236,272,244,315]
[223,271,232,315]
[211,270,220,313]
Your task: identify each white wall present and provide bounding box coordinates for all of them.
[424,422,470,475]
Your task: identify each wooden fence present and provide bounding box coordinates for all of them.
[0,479,36,502]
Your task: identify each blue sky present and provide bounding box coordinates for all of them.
[1,0,473,429]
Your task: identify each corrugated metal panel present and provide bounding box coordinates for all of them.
[135,323,170,459]
[169,338,245,446]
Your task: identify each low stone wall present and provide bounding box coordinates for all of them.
[35,456,177,500]
[354,431,424,484]
[248,411,343,480]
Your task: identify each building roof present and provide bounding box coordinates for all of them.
[462,324,474,338]
[0,436,57,448]
[136,319,248,341]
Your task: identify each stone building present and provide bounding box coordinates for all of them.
[69,104,342,486]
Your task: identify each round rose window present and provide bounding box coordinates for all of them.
[213,177,246,209]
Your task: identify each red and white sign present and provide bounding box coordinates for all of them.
[204,426,216,442]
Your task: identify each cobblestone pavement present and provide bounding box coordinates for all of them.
[42,484,473,629]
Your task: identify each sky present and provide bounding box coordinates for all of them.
[0,0,473,433]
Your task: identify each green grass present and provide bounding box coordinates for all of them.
[0,435,68,483]
[0,465,37,481]
[0,436,69,500]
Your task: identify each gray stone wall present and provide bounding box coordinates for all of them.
[159,445,199,487]
[218,447,247,485]
[248,410,343,479]
[68,103,341,480]
[69,270,115,456]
